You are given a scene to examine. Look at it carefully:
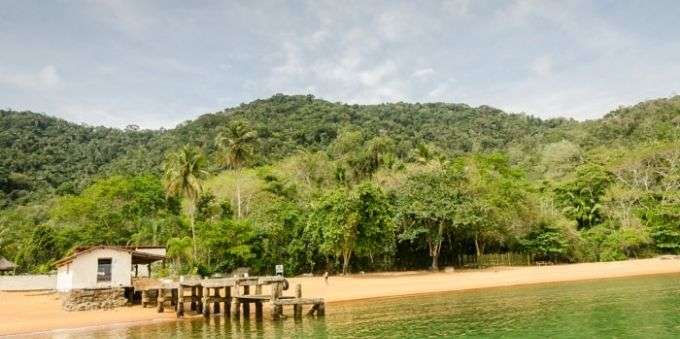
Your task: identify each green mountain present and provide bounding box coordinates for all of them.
[1,94,678,274]
[2,94,679,207]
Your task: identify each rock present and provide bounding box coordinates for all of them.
[444,266,455,273]
[61,288,127,311]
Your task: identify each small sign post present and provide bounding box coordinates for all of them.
[275,264,284,276]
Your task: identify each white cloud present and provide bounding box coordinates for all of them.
[428,78,458,100]
[0,65,62,90]
[358,60,397,87]
[412,68,435,79]
[2,1,680,128]
[441,0,471,16]
[87,0,158,36]
[531,56,553,78]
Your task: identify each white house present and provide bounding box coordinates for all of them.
[55,246,165,292]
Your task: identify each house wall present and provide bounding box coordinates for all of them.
[0,274,56,291]
[56,264,73,291]
[57,249,132,291]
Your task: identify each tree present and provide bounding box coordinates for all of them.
[645,198,680,253]
[555,164,613,229]
[166,236,193,274]
[540,140,583,180]
[519,222,569,262]
[215,120,258,219]
[455,154,531,257]
[199,219,257,274]
[15,224,60,273]
[308,182,394,274]
[398,169,462,270]
[163,145,208,257]
[51,175,173,247]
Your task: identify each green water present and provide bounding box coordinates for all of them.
[35,273,680,338]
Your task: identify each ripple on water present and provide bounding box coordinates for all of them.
[34,273,680,338]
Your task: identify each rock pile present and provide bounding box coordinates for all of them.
[61,288,128,311]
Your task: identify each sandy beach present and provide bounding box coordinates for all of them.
[2,257,680,336]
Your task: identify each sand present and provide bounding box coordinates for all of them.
[2,257,680,336]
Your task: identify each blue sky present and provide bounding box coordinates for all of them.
[1,0,679,128]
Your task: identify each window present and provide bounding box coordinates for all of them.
[97,258,112,282]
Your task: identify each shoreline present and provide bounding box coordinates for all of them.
[3,257,680,336]
[325,270,680,307]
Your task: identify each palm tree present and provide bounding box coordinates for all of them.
[214,120,257,219]
[166,236,193,274]
[163,145,207,257]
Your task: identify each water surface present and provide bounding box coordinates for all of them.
[38,273,680,338]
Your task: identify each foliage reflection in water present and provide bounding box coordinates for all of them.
[37,273,680,338]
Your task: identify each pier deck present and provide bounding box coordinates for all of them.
[132,276,324,320]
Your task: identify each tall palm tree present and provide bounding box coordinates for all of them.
[163,145,207,257]
[214,120,257,219]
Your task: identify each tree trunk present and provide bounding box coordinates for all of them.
[342,250,352,275]
[430,222,445,271]
[188,203,197,258]
[474,232,482,257]
[236,181,242,219]
[190,216,197,259]
[428,238,442,271]
[152,222,157,246]
[431,251,439,271]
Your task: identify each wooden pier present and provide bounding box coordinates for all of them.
[132,276,325,321]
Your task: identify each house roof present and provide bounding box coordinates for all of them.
[0,257,16,271]
[55,246,166,267]
[73,245,166,252]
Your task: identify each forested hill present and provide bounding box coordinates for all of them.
[1,94,678,207]
[1,94,679,274]
[0,111,164,205]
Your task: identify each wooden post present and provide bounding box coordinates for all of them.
[213,287,221,314]
[232,283,241,319]
[270,282,281,300]
[190,286,196,311]
[270,282,283,320]
[306,304,318,317]
[224,286,231,318]
[242,285,250,318]
[232,298,241,319]
[157,288,164,313]
[271,304,283,320]
[202,286,210,318]
[255,302,263,320]
[293,284,302,319]
[177,285,184,317]
[197,286,203,314]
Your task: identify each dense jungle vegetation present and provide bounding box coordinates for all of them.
[0,94,678,275]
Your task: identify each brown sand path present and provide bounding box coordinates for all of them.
[288,257,680,303]
[2,257,680,336]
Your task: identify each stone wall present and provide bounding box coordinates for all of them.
[61,288,128,311]
[0,274,56,291]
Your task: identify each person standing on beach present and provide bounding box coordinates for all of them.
[323,271,329,285]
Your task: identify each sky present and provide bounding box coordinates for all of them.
[1,0,680,129]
